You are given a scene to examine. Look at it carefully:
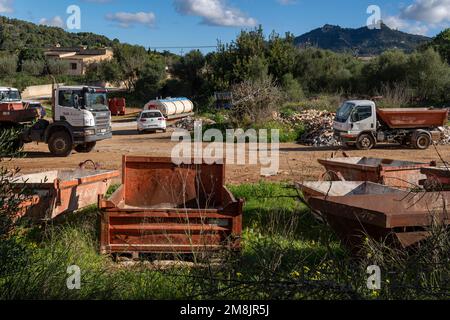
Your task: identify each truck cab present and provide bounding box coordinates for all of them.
[0,87,23,111]
[54,86,111,139]
[36,86,112,156]
[334,100,377,149]
[1,86,114,157]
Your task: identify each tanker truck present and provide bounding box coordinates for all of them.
[144,97,195,121]
[333,100,448,150]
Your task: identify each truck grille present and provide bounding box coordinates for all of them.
[93,112,110,129]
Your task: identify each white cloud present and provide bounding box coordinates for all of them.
[39,16,65,28]
[384,15,429,35]
[0,0,13,13]
[174,0,257,27]
[106,12,156,28]
[400,0,450,24]
[382,0,450,36]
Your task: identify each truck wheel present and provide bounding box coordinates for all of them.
[75,142,96,153]
[48,131,73,157]
[356,134,375,150]
[413,133,431,150]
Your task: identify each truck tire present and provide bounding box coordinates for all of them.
[413,133,431,150]
[48,131,73,157]
[356,134,375,150]
[75,142,96,153]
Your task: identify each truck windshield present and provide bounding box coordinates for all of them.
[335,102,355,123]
[85,93,109,112]
[0,90,21,102]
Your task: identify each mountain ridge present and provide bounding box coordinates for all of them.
[294,23,431,56]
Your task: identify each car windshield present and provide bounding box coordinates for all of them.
[335,102,355,123]
[0,90,21,102]
[141,112,162,119]
[85,93,109,111]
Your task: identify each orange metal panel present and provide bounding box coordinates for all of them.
[99,156,243,254]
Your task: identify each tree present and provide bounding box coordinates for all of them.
[133,54,166,102]
[407,48,450,101]
[171,50,206,96]
[85,60,121,84]
[18,48,45,70]
[424,28,450,65]
[0,55,18,76]
[281,73,304,101]
[113,44,152,90]
[21,60,45,76]
[362,50,409,90]
[230,77,284,126]
[267,32,297,80]
[46,59,69,75]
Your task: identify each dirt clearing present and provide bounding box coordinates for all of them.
[8,124,450,185]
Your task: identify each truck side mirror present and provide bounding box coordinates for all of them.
[351,112,359,122]
[73,94,80,109]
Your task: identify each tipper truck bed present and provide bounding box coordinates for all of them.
[376,108,448,129]
[334,100,448,150]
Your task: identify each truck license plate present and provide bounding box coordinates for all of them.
[100,129,106,133]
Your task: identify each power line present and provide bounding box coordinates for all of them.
[149,46,217,50]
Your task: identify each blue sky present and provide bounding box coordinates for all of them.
[1,0,449,53]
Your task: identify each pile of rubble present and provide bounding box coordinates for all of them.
[438,126,450,145]
[174,117,196,131]
[174,117,216,131]
[277,110,339,147]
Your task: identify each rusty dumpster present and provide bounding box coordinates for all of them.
[98,156,244,255]
[296,181,403,222]
[318,157,434,189]
[308,191,450,252]
[420,167,450,191]
[297,181,403,201]
[14,167,119,221]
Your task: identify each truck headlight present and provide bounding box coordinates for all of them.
[85,129,95,136]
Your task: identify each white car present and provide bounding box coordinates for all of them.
[137,110,167,134]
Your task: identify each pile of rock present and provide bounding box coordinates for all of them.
[174,117,216,131]
[277,110,339,147]
[438,126,450,145]
[174,117,196,131]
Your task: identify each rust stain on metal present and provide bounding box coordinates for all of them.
[307,190,450,252]
[99,156,244,255]
[14,168,120,221]
[318,157,434,189]
[420,167,450,190]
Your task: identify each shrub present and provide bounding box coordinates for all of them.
[21,60,45,76]
[0,55,18,76]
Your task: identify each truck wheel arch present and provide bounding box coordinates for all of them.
[356,132,376,150]
[45,123,74,144]
[411,130,432,150]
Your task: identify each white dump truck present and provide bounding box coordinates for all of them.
[333,100,448,150]
[0,85,112,157]
[144,97,194,121]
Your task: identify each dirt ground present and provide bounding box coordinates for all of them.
[8,123,450,185]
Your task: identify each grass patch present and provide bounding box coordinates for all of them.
[2,182,449,300]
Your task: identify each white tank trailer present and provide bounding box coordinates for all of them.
[144,97,195,120]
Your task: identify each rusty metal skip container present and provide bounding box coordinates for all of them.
[99,156,244,255]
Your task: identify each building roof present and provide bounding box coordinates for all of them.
[44,47,113,61]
